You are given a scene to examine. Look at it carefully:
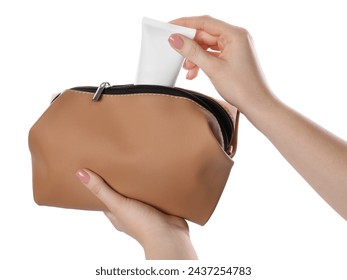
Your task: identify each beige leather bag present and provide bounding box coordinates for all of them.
[29,83,239,225]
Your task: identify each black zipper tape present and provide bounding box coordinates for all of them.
[70,84,234,151]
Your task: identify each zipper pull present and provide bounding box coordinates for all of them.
[92,82,110,101]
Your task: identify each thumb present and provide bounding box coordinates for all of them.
[168,33,216,77]
[75,169,124,213]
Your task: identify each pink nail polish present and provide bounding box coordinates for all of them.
[168,34,184,49]
[76,169,90,184]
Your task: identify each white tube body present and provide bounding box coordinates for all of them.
[135,17,196,87]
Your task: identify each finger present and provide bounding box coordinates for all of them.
[208,45,221,51]
[183,41,212,63]
[183,59,200,80]
[207,50,221,58]
[182,42,216,70]
[168,34,218,78]
[186,66,200,80]
[75,169,124,212]
[170,15,228,36]
[195,30,218,47]
[183,59,196,70]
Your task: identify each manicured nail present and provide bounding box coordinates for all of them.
[168,34,184,49]
[76,169,90,184]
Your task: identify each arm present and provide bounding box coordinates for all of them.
[169,15,347,220]
[76,169,197,260]
[247,94,347,219]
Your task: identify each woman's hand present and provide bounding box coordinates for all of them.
[168,15,274,115]
[169,15,347,220]
[76,169,198,260]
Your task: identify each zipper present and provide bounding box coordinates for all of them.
[71,83,234,151]
[92,82,110,101]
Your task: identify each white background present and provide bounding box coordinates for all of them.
[1,0,346,279]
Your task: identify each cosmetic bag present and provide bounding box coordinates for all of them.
[28,83,239,225]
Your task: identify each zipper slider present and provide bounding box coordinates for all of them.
[92,82,110,101]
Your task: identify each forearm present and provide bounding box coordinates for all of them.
[243,92,347,220]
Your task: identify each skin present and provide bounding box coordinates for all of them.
[76,169,197,260]
[76,15,347,260]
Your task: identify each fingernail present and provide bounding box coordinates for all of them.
[76,169,90,184]
[183,59,188,69]
[168,34,184,49]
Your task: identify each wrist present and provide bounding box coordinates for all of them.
[241,90,287,136]
[140,227,197,260]
[237,88,279,118]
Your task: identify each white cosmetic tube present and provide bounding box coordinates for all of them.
[135,17,196,87]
